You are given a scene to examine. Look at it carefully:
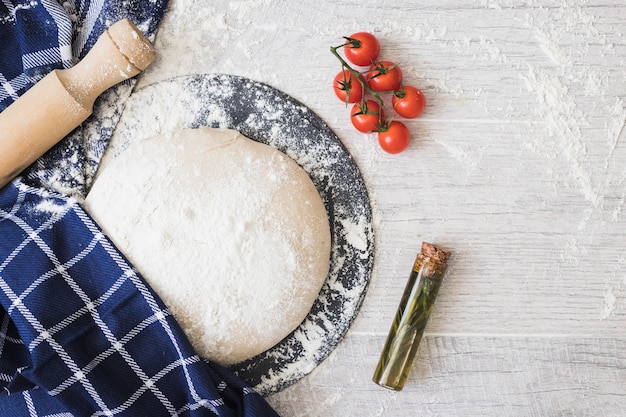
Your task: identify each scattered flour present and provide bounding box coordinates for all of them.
[600,286,617,320]
[88,71,374,394]
[33,198,71,215]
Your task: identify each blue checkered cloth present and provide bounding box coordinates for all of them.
[0,1,280,416]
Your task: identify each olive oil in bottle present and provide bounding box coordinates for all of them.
[373,242,451,390]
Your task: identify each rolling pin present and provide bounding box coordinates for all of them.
[0,18,155,190]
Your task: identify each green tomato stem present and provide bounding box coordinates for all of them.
[330,45,386,128]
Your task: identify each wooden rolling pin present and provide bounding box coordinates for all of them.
[0,18,155,190]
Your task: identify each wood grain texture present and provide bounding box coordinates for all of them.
[269,334,626,417]
[141,0,626,414]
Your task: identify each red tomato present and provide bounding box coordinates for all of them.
[344,32,380,67]
[378,121,410,154]
[351,100,384,133]
[366,61,402,92]
[392,86,426,118]
[333,69,364,104]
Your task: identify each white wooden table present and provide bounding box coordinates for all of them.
[140,0,626,415]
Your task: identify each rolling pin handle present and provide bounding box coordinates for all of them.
[0,18,156,190]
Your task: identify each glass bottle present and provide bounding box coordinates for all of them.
[373,242,451,390]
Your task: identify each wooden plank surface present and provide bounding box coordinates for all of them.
[270,334,626,417]
[140,0,626,415]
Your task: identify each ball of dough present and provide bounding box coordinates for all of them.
[85,127,331,365]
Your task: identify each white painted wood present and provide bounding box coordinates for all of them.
[269,333,626,417]
[142,0,626,414]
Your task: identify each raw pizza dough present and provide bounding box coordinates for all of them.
[84,127,331,365]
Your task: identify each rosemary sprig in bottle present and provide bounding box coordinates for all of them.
[373,242,451,390]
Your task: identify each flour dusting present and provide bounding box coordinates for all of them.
[600,286,617,320]
[33,198,71,215]
[96,73,374,395]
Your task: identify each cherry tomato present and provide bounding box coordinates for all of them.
[344,32,380,67]
[333,69,364,104]
[378,121,410,154]
[351,100,384,133]
[392,86,426,119]
[366,61,402,92]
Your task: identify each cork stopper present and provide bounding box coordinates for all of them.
[414,242,450,276]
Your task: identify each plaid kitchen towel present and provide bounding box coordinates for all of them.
[0,1,280,416]
[0,180,280,416]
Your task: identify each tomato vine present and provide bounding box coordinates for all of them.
[330,32,427,154]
